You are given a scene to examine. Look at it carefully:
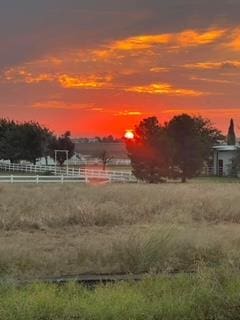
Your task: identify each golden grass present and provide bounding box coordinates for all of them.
[1,182,240,279]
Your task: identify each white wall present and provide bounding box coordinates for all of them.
[213,150,235,176]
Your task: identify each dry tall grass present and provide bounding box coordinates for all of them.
[1,182,240,278]
[1,182,240,229]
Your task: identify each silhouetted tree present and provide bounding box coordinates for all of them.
[167,114,222,182]
[125,114,222,183]
[227,118,236,145]
[97,150,113,170]
[0,119,54,164]
[94,135,120,143]
[49,131,75,166]
[0,120,22,162]
[126,117,170,183]
[102,135,114,143]
[41,127,56,165]
[19,122,48,164]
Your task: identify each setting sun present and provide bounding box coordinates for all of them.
[124,130,134,140]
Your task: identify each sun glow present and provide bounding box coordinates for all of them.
[124,130,134,140]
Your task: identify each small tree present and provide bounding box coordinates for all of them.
[49,131,75,166]
[227,118,236,145]
[40,128,56,165]
[97,150,113,170]
[125,117,170,183]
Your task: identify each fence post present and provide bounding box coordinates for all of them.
[36,175,39,184]
[10,175,13,184]
[61,175,64,184]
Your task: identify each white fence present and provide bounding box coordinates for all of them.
[35,156,131,166]
[60,158,131,166]
[0,175,89,184]
[0,162,136,183]
[201,166,215,176]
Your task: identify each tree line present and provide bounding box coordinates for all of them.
[76,136,121,143]
[0,114,232,180]
[0,119,74,165]
[125,114,224,183]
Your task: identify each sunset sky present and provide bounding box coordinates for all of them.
[0,0,240,137]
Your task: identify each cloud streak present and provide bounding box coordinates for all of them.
[32,101,94,110]
[58,74,113,89]
[126,83,206,96]
[184,60,240,70]
[94,28,227,59]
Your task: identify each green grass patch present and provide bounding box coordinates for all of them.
[1,268,240,319]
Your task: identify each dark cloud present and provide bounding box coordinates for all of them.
[0,0,239,68]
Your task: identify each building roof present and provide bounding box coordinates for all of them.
[74,142,129,159]
[213,145,240,151]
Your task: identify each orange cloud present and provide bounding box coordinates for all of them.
[184,60,240,70]
[126,83,205,96]
[94,27,226,59]
[111,34,172,51]
[3,68,114,90]
[3,67,54,84]
[227,28,240,51]
[116,111,144,116]
[32,101,94,110]
[150,67,170,73]
[177,29,225,46]
[190,76,234,84]
[91,107,104,112]
[58,74,112,89]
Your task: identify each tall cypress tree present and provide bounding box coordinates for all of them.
[227,119,236,145]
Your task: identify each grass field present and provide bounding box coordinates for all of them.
[1,181,240,279]
[2,181,240,319]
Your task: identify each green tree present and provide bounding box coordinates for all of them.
[227,118,236,145]
[40,127,57,165]
[167,114,222,182]
[0,120,23,162]
[49,131,75,166]
[19,122,45,164]
[125,117,170,183]
[0,119,55,164]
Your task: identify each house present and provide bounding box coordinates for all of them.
[211,118,239,177]
[212,144,240,176]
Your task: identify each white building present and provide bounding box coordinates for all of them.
[212,144,240,176]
